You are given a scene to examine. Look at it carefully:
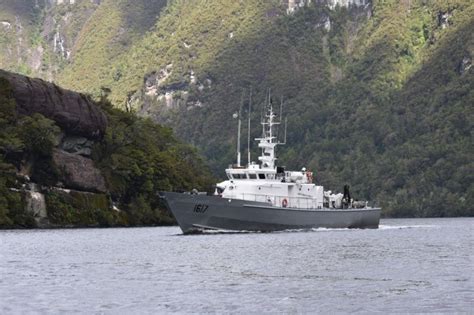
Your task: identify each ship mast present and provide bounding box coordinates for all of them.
[255,96,283,170]
[247,88,252,165]
[235,92,244,167]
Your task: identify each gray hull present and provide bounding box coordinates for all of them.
[160,192,381,234]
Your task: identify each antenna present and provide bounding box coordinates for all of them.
[283,117,287,144]
[254,92,286,170]
[247,87,252,165]
[277,96,283,141]
[235,91,243,167]
[262,90,267,137]
[268,88,272,107]
[279,96,283,123]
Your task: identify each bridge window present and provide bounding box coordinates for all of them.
[258,173,265,179]
[249,174,257,179]
[233,173,246,179]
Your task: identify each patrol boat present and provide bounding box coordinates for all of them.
[160,104,381,234]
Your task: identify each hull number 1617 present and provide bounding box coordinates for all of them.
[193,204,209,213]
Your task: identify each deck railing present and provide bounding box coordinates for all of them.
[237,193,323,210]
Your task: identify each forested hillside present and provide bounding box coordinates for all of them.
[0,0,472,217]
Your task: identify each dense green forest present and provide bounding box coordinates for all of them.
[0,0,472,217]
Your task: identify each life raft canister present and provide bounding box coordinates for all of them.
[282,198,288,208]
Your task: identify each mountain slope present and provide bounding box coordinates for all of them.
[57,0,168,96]
[0,0,102,79]
[0,0,472,217]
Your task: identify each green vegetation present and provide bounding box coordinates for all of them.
[280,0,474,217]
[0,0,472,217]
[91,98,213,225]
[122,0,471,217]
[58,0,168,97]
[45,190,118,227]
[0,76,213,228]
[0,77,34,227]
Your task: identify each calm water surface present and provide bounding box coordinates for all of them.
[1,218,472,313]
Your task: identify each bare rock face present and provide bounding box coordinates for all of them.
[60,136,94,156]
[0,69,107,139]
[458,55,472,75]
[53,149,107,193]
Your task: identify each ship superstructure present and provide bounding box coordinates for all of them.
[160,98,380,234]
[216,105,352,211]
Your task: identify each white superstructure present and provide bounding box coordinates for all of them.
[161,95,380,234]
[215,105,352,210]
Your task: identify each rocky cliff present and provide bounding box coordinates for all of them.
[0,69,106,139]
[0,69,110,227]
[288,0,369,13]
[0,70,213,228]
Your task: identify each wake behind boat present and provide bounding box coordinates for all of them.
[160,99,381,234]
